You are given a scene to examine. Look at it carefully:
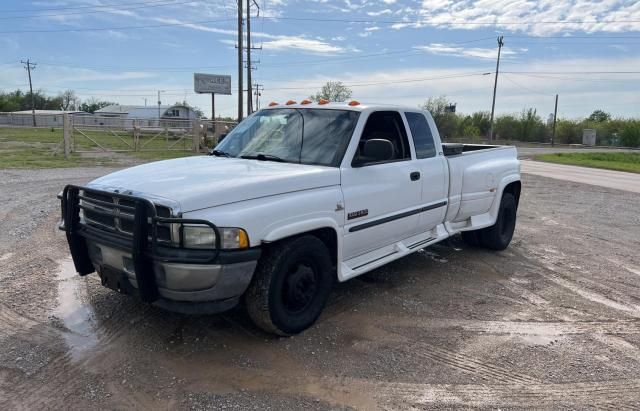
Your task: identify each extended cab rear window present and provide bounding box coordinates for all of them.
[405,112,436,159]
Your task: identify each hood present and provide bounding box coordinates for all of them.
[88,156,340,212]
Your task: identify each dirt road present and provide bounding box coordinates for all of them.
[1,167,639,410]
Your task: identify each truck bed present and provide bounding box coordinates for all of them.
[443,144,519,227]
[442,143,504,156]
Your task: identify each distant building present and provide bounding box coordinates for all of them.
[0,109,87,127]
[95,104,198,128]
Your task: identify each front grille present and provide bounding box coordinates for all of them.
[80,190,173,243]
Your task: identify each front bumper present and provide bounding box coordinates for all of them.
[60,185,260,314]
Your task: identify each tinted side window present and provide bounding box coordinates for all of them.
[405,112,436,159]
[352,111,411,165]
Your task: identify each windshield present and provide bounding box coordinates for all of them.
[215,108,360,166]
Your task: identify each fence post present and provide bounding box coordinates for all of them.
[192,119,201,153]
[63,113,71,158]
[133,119,140,151]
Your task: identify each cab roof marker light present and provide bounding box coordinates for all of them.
[348,100,361,106]
[268,102,279,107]
[300,99,312,105]
[318,99,330,105]
[285,100,297,105]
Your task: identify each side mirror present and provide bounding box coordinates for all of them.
[361,139,394,163]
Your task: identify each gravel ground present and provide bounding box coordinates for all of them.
[0,166,639,409]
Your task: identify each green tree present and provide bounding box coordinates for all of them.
[60,90,78,111]
[620,121,640,147]
[420,95,459,140]
[310,81,352,102]
[79,97,114,113]
[494,114,519,140]
[555,119,581,144]
[459,111,490,138]
[588,110,611,123]
[518,108,545,142]
[0,90,24,111]
[462,124,481,139]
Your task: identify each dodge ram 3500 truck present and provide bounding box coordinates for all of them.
[60,102,521,335]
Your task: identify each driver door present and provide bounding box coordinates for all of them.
[340,111,422,259]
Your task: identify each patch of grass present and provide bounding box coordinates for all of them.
[0,126,202,168]
[535,152,640,173]
[0,147,86,168]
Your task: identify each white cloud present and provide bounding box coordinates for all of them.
[382,0,397,4]
[415,43,523,59]
[155,17,345,54]
[367,8,393,17]
[259,36,345,53]
[414,0,640,36]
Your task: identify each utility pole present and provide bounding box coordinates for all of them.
[254,83,264,110]
[488,36,504,142]
[237,0,243,122]
[246,0,252,115]
[551,94,558,147]
[157,90,164,126]
[21,59,37,127]
[246,0,261,115]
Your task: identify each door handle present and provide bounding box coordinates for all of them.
[410,171,421,181]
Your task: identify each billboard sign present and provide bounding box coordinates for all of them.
[194,73,232,95]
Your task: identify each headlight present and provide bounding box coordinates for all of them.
[181,225,249,250]
[182,225,217,249]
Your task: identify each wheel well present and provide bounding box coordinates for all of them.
[264,228,338,268]
[503,181,522,208]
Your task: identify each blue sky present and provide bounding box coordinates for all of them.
[1,0,640,119]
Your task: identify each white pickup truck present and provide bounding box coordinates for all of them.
[60,102,521,335]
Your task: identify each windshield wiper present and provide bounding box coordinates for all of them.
[240,153,287,162]
[209,149,231,157]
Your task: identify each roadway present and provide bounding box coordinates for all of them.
[520,160,640,194]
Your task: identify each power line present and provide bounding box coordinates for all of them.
[10,37,497,72]
[0,18,234,33]
[506,34,640,39]
[271,16,640,26]
[2,71,494,97]
[4,15,640,34]
[0,0,184,13]
[501,72,640,83]
[502,74,555,97]
[503,70,640,74]
[0,1,197,20]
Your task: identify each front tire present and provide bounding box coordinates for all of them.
[245,236,334,336]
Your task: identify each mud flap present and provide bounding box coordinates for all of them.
[63,186,94,276]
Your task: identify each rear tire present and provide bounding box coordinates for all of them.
[480,192,517,250]
[245,236,334,336]
[459,192,517,251]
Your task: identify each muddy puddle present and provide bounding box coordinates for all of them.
[55,258,98,359]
